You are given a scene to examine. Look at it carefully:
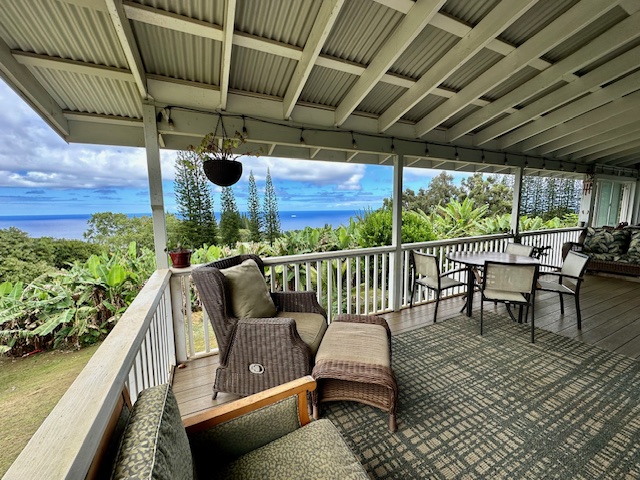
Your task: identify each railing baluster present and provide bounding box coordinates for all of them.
[356,257,361,314]
[337,258,343,315]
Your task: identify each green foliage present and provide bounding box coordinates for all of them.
[355,208,436,247]
[0,229,67,283]
[84,212,182,251]
[431,198,489,238]
[247,171,262,242]
[219,186,241,246]
[0,242,156,356]
[174,150,218,248]
[460,174,512,216]
[263,168,281,245]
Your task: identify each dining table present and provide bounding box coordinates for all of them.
[447,251,540,317]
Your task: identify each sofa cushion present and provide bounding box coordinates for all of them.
[626,230,640,258]
[111,384,194,480]
[218,419,369,480]
[589,252,616,262]
[190,395,301,469]
[220,259,277,318]
[583,228,630,255]
[276,311,327,355]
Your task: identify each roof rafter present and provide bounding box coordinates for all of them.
[497,70,640,149]
[414,0,620,138]
[377,0,537,132]
[105,0,147,98]
[0,39,69,136]
[568,125,640,159]
[283,0,344,119]
[548,113,640,157]
[219,0,236,110]
[447,10,640,142]
[584,139,640,163]
[334,0,446,126]
[520,89,640,152]
[476,44,640,146]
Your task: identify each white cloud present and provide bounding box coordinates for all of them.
[240,156,366,187]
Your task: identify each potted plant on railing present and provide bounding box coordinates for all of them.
[191,114,261,187]
[166,241,192,268]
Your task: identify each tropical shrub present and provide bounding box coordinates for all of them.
[0,243,155,356]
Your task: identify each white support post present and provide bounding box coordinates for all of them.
[142,101,169,269]
[511,167,523,239]
[390,155,404,311]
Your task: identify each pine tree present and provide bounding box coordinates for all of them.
[263,168,281,245]
[219,186,241,247]
[173,150,217,248]
[247,170,262,242]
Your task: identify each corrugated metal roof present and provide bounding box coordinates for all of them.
[441,0,503,26]
[30,68,141,118]
[543,6,628,63]
[230,47,296,98]
[403,94,448,123]
[133,22,221,85]
[133,0,224,25]
[390,25,460,79]
[440,48,503,92]
[0,0,126,68]
[322,0,403,65]
[442,104,480,129]
[498,0,579,47]
[483,65,540,102]
[0,0,638,171]
[300,65,358,107]
[358,83,406,115]
[577,36,640,76]
[235,0,320,48]
[515,80,567,109]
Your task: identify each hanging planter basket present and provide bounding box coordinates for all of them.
[203,158,243,187]
[190,113,261,188]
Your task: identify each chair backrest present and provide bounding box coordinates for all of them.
[505,243,534,257]
[192,254,265,359]
[561,250,589,278]
[411,251,440,282]
[482,261,539,295]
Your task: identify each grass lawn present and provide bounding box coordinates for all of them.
[0,344,100,477]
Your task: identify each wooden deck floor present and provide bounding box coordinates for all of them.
[173,274,640,418]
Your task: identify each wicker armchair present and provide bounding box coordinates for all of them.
[192,254,328,398]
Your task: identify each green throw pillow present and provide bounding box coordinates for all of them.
[220,259,277,318]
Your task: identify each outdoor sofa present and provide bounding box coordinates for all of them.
[107,376,368,479]
[562,225,640,277]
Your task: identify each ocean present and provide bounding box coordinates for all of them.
[0,211,362,240]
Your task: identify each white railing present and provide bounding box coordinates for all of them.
[5,228,585,478]
[519,227,581,266]
[176,228,583,359]
[263,246,396,321]
[4,270,175,480]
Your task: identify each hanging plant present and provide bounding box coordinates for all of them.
[190,114,260,187]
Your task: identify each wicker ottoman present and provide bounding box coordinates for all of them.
[312,313,398,432]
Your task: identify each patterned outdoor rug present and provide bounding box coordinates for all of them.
[323,313,640,479]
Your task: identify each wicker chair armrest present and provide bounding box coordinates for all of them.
[184,376,316,433]
[271,291,327,318]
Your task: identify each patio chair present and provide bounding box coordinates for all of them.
[505,242,534,256]
[480,261,539,342]
[536,250,589,329]
[409,250,466,322]
[192,254,328,398]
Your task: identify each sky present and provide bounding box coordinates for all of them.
[0,79,450,216]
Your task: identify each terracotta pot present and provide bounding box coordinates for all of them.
[203,159,243,186]
[169,250,192,268]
